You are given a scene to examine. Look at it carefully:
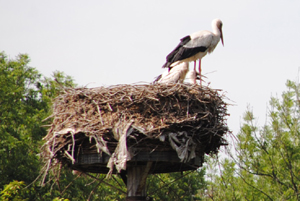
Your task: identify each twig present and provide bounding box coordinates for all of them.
[93,100,104,125]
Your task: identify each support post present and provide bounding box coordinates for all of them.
[126,162,152,201]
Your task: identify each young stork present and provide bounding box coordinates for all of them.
[186,68,201,85]
[162,18,224,84]
[154,62,189,84]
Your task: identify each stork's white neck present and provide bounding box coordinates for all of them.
[212,23,221,37]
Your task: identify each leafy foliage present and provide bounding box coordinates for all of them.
[0,51,77,200]
[0,52,49,189]
[205,79,300,200]
[147,170,206,200]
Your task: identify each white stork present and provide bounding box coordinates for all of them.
[186,69,200,85]
[154,62,189,84]
[162,18,224,84]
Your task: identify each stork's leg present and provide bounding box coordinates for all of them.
[198,59,202,85]
[193,61,197,84]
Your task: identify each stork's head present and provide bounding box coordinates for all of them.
[212,18,224,46]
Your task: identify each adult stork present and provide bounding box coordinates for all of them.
[162,18,224,84]
[154,62,189,84]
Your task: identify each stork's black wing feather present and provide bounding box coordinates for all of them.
[162,35,207,68]
[172,45,207,62]
[162,35,191,68]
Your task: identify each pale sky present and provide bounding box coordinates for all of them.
[1,0,300,135]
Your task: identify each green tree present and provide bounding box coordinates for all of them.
[0,52,77,200]
[204,79,300,200]
[0,53,43,186]
[147,170,206,200]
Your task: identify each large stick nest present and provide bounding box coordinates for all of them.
[41,83,229,177]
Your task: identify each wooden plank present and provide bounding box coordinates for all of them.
[76,153,110,164]
[72,151,202,175]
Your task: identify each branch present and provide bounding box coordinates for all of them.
[84,172,126,195]
[235,170,273,201]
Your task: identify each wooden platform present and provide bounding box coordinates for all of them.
[71,150,203,174]
[69,147,203,200]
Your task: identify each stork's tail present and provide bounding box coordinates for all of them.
[153,74,162,84]
[162,62,175,72]
[162,62,171,68]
